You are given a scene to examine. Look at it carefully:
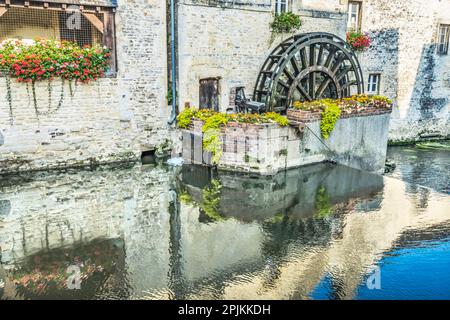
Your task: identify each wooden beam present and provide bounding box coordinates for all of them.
[83,12,104,34]
[103,11,116,74]
[0,7,7,18]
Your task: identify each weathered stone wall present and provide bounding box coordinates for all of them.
[177,0,347,111]
[0,0,171,173]
[359,0,450,142]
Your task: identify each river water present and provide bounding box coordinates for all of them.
[0,147,449,300]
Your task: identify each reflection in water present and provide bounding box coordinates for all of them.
[386,143,450,194]
[0,162,449,300]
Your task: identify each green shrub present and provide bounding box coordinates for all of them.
[176,107,197,129]
[271,12,302,34]
[320,102,342,140]
[263,112,289,126]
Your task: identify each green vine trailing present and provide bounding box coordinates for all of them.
[177,108,289,165]
[201,179,224,221]
[314,186,333,219]
[5,75,13,125]
[202,113,228,165]
[320,103,342,140]
[178,179,225,222]
[270,12,302,34]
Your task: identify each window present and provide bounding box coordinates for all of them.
[437,24,450,55]
[199,78,220,111]
[275,0,289,15]
[0,3,116,73]
[367,74,380,94]
[347,1,362,31]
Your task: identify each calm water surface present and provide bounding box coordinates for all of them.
[0,148,449,300]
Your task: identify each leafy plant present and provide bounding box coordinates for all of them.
[292,95,393,113]
[346,31,371,52]
[176,107,197,129]
[263,112,289,126]
[270,12,302,34]
[201,179,224,221]
[0,38,110,83]
[314,186,333,219]
[320,102,342,140]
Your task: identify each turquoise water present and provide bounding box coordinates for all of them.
[0,151,449,300]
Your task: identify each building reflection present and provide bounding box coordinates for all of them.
[0,162,449,300]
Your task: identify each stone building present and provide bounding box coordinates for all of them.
[175,0,450,142]
[0,0,171,173]
[0,0,449,173]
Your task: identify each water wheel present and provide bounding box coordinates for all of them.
[253,32,364,113]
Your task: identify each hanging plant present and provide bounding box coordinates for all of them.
[0,38,110,83]
[346,31,371,52]
[270,12,302,34]
[4,75,13,125]
[0,38,110,121]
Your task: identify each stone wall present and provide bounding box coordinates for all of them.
[356,0,450,142]
[0,0,171,174]
[177,0,347,112]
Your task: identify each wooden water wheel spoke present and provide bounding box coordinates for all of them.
[317,44,325,66]
[254,32,364,112]
[335,66,353,82]
[291,57,301,74]
[300,48,308,69]
[315,78,332,98]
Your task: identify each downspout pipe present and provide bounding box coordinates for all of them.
[168,0,177,125]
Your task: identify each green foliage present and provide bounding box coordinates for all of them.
[292,94,393,112]
[176,107,197,129]
[270,12,302,34]
[320,102,342,140]
[202,113,228,165]
[314,186,333,219]
[202,179,224,221]
[263,112,289,126]
[203,129,223,165]
[179,191,194,204]
[202,113,229,133]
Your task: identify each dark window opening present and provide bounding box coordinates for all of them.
[199,78,220,111]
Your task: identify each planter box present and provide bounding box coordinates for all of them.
[181,109,393,175]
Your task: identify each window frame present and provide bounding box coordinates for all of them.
[367,73,381,95]
[437,24,450,55]
[347,1,362,32]
[0,0,117,77]
[275,0,289,16]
